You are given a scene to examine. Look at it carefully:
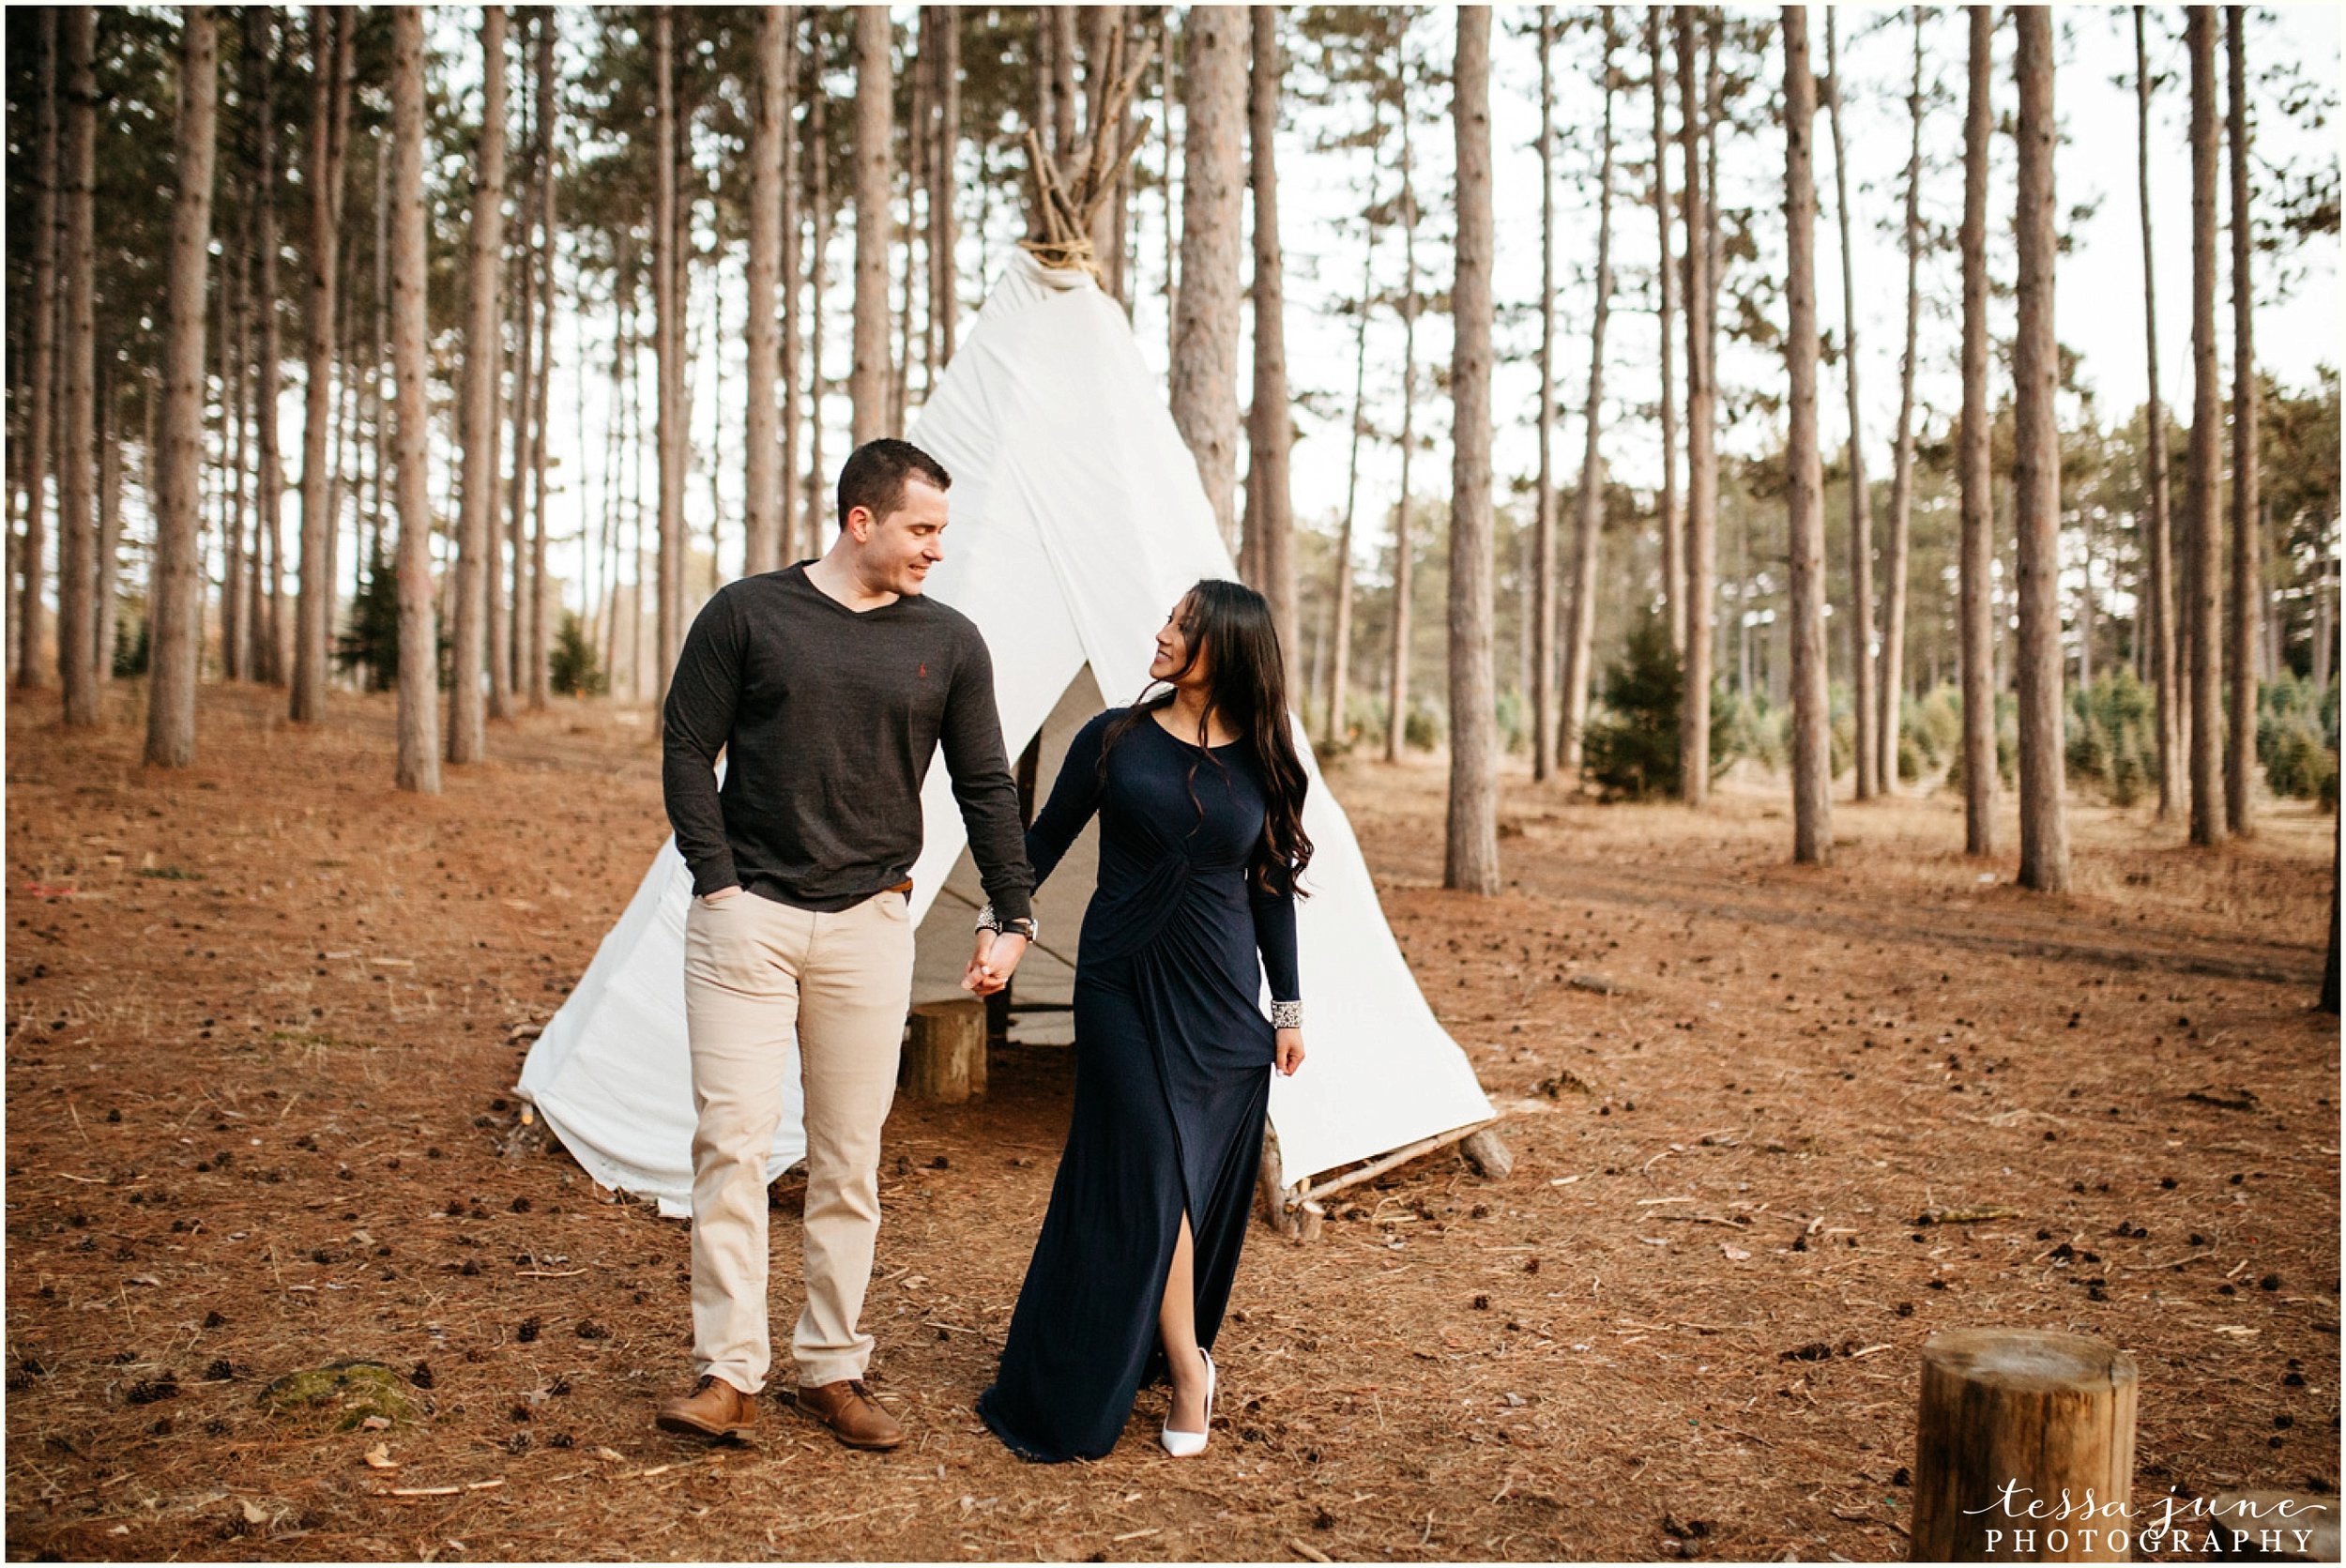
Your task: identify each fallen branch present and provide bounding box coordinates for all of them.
[380,1478,504,1499]
[1300,1119,1501,1209]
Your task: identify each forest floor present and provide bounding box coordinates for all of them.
[5,683,2338,1563]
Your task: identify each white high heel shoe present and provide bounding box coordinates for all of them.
[1159,1348,1216,1458]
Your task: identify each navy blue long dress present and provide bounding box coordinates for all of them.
[976,706,1300,1462]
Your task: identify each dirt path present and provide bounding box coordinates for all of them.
[7,686,2337,1561]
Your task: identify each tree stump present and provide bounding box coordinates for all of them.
[1459,1126,1514,1180]
[902,998,985,1104]
[1912,1329,2139,1562]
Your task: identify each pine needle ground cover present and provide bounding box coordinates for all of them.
[6,684,2336,1561]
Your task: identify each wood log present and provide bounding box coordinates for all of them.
[902,998,985,1104]
[1459,1127,1514,1180]
[1912,1329,2139,1562]
[1290,1199,1324,1242]
[1255,1122,1287,1230]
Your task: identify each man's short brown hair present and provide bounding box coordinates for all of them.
[836,439,952,529]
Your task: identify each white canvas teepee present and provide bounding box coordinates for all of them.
[518,253,1495,1216]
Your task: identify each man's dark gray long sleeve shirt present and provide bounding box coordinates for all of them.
[661,565,1035,923]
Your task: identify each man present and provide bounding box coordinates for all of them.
[655,439,1034,1450]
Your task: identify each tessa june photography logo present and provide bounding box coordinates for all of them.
[1966,1483,2334,1557]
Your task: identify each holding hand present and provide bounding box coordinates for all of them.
[961,931,1028,997]
[1274,1027,1305,1076]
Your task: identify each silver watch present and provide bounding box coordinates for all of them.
[973,902,1040,943]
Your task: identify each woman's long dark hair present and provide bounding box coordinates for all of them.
[1102,579,1315,896]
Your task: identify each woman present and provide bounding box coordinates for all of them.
[969,579,1311,1463]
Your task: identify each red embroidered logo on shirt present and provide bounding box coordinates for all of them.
[917,662,928,677]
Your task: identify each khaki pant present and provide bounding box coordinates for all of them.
[681,888,915,1393]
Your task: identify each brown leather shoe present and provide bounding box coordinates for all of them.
[655,1375,756,1439]
[790,1378,905,1450]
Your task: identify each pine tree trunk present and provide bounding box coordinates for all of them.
[141,382,159,666]
[928,8,959,365]
[388,7,437,792]
[290,8,338,723]
[653,8,686,703]
[619,268,642,691]
[1824,13,1876,799]
[505,32,539,709]
[2186,8,2225,847]
[2225,8,2258,839]
[237,221,258,681]
[1675,5,1715,806]
[220,76,251,684]
[850,5,892,448]
[527,12,556,711]
[1383,82,1418,766]
[1561,15,1618,778]
[145,7,219,768]
[807,76,830,554]
[491,197,521,717]
[745,8,786,577]
[1959,5,1997,857]
[208,250,229,679]
[779,8,803,568]
[1782,6,1831,867]
[1877,8,1924,795]
[97,364,120,679]
[57,6,99,725]
[365,126,388,632]
[2313,560,2334,695]
[19,9,58,693]
[2012,8,2067,891]
[1323,224,1375,752]
[1244,6,1296,691]
[329,167,356,643]
[1169,7,1245,549]
[1445,6,1500,896]
[251,8,283,687]
[448,5,507,764]
[603,269,626,675]
[2079,514,2096,688]
[900,11,926,422]
[1532,8,1559,781]
[1161,10,1179,361]
[325,23,356,672]
[1648,10,1681,661]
